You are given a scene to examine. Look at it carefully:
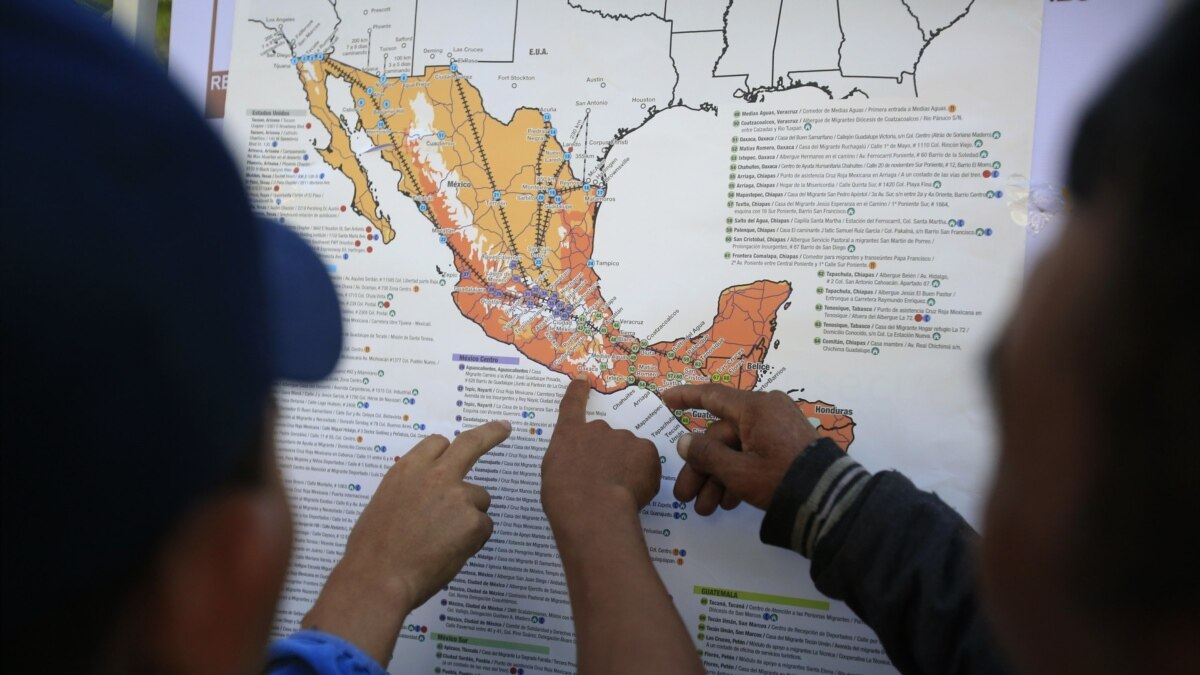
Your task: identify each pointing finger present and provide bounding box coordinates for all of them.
[662,384,749,424]
[556,375,591,427]
[442,420,512,478]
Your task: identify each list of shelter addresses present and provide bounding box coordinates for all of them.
[728,104,1013,357]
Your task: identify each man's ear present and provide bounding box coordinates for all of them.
[142,487,292,675]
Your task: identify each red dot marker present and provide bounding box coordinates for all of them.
[355,240,362,247]
[366,226,372,232]
[340,205,347,212]
[383,301,391,308]
[273,185,280,192]
[367,246,374,253]
[306,122,312,129]
[983,170,992,178]
[914,314,923,322]
[293,167,300,174]
[568,146,574,152]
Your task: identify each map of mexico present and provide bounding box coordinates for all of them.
[223,1,1044,671]
[299,56,856,445]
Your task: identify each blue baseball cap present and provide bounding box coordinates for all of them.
[1,0,341,631]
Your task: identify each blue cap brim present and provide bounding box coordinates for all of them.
[258,217,343,381]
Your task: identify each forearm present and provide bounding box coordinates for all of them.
[809,472,1010,674]
[549,489,703,675]
[299,561,415,668]
[759,440,1011,674]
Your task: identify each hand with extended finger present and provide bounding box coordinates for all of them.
[303,420,512,665]
[542,376,662,529]
[662,385,820,511]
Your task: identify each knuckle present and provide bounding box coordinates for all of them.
[474,512,494,538]
[768,390,792,406]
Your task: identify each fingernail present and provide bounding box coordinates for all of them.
[574,372,589,381]
[677,433,695,460]
[496,420,512,431]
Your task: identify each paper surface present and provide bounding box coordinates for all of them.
[222,1,1047,671]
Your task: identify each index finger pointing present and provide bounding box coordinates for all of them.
[662,384,748,423]
[556,375,591,427]
[441,420,513,478]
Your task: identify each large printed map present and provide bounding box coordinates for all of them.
[225,2,1042,672]
[240,0,985,448]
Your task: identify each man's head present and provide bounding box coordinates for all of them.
[0,1,341,672]
[982,4,1199,673]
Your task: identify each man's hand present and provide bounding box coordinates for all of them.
[542,378,704,674]
[302,420,511,665]
[662,385,820,513]
[542,376,661,528]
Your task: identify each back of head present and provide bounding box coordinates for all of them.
[1,1,338,669]
[1064,0,1200,656]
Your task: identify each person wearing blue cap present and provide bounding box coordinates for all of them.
[1,2,512,674]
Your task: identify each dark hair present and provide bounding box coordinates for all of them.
[1066,1,1199,628]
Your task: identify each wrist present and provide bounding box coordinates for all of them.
[301,560,416,666]
[544,484,641,540]
[758,437,868,557]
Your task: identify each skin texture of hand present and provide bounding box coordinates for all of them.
[542,376,661,523]
[302,420,512,667]
[661,385,821,513]
[542,377,704,675]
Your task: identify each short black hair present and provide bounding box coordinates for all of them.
[1066,0,1199,630]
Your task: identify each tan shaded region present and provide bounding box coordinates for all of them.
[796,400,856,451]
[298,60,854,445]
